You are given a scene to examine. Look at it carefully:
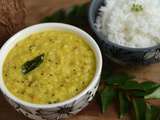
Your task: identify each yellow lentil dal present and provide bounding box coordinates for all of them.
[3,30,96,104]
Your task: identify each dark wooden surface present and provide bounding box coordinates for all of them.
[0,0,160,120]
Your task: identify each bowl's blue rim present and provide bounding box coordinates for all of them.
[88,0,160,52]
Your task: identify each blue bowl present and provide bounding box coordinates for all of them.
[88,0,160,65]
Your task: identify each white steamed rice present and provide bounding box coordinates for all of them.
[96,0,160,48]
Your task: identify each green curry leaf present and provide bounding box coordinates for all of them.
[145,87,160,99]
[131,82,160,97]
[21,54,45,74]
[121,80,143,91]
[118,92,130,119]
[146,104,160,120]
[140,82,160,91]
[132,98,146,120]
[106,73,134,86]
[132,91,147,97]
[100,87,117,113]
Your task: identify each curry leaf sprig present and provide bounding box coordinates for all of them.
[99,72,160,120]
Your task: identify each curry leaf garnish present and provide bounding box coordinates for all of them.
[21,54,45,74]
[106,73,134,86]
[118,92,130,119]
[145,104,160,120]
[145,87,160,99]
[141,82,160,91]
[131,82,160,97]
[122,80,143,91]
[132,91,148,97]
[132,98,146,120]
[99,71,160,119]
[100,87,117,113]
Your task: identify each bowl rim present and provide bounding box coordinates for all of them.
[0,23,102,108]
[88,0,160,51]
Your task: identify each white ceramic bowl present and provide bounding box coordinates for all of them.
[0,23,102,120]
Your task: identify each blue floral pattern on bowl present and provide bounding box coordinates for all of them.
[5,80,99,120]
